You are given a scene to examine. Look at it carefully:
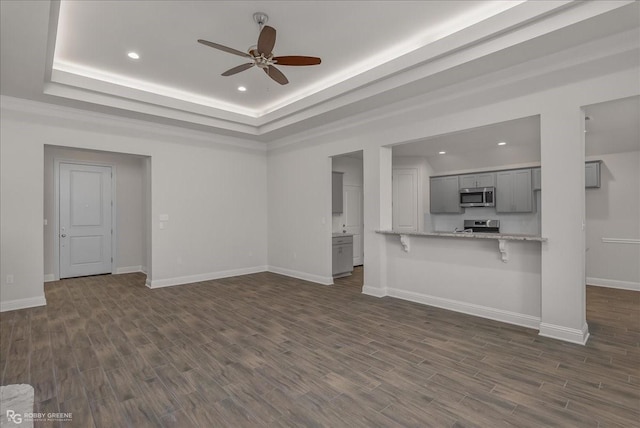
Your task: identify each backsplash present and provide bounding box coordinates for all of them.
[426,192,542,235]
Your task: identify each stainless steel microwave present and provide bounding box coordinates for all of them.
[459,187,495,208]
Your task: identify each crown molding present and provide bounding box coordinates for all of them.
[0,95,267,152]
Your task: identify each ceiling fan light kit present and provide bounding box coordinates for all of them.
[197,12,321,85]
[253,12,269,28]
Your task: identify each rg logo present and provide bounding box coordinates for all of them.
[6,410,22,424]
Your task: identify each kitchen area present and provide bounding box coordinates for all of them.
[389,115,546,238]
[364,97,638,340]
[385,112,609,248]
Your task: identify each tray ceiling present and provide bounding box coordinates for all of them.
[54,1,510,116]
[2,1,638,142]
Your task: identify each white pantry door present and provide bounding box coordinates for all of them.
[392,168,418,232]
[344,185,364,266]
[59,163,113,279]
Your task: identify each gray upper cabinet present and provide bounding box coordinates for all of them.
[332,171,344,214]
[532,168,541,191]
[532,163,601,191]
[496,169,533,213]
[585,161,601,188]
[430,176,463,214]
[459,172,495,189]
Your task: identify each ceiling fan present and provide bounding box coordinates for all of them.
[197,12,321,85]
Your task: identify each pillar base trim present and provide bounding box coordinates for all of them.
[539,322,589,345]
[362,286,388,297]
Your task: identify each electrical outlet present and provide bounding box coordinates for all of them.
[6,275,14,285]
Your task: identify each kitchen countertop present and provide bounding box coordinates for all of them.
[332,233,354,238]
[376,230,547,242]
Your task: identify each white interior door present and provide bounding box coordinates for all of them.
[59,163,113,279]
[344,185,364,266]
[393,168,418,232]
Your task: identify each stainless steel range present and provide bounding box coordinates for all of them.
[463,219,500,233]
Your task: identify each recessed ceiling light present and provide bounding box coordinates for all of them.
[498,141,507,146]
[127,52,140,60]
[237,86,247,92]
[438,151,446,155]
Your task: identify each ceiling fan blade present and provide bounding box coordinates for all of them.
[264,65,288,85]
[257,25,276,56]
[197,39,251,58]
[273,56,321,66]
[221,63,255,76]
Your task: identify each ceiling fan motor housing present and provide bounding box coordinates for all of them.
[197,12,320,85]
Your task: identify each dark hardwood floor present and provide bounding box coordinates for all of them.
[1,270,638,427]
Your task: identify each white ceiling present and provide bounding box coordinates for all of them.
[54,1,508,116]
[1,1,639,142]
[393,116,541,173]
[392,116,540,158]
[392,96,639,174]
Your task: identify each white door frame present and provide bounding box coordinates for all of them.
[343,184,364,266]
[53,159,117,280]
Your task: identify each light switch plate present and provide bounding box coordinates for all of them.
[159,222,165,230]
[159,214,169,221]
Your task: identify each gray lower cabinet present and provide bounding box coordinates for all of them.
[332,171,344,214]
[496,169,533,213]
[430,176,463,214]
[332,235,353,277]
[585,161,601,188]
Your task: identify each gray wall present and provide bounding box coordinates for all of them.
[43,146,147,278]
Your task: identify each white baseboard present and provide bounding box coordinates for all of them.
[147,265,268,289]
[362,286,388,298]
[587,277,640,291]
[267,266,333,285]
[43,274,55,282]
[1,296,47,312]
[141,266,148,275]
[115,265,143,274]
[539,322,589,345]
[386,287,541,330]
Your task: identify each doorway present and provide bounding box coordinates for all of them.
[331,151,364,286]
[583,96,640,292]
[45,146,149,282]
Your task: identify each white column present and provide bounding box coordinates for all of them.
[539,104,589,344]
[362,146,392,296]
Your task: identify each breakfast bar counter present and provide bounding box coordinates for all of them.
[376,230,546,241]
[376,230,546,262]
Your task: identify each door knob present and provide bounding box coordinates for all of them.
[61,234,66,238]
